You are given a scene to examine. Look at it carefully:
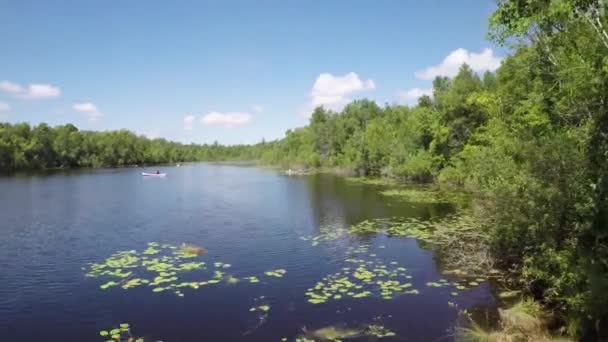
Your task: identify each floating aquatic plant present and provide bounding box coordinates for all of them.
[244,276,260,283]
[366,324,396,338]
[98,323,144,342]
[226,275,240,284]
[300,224,348,247]
[84,242,262,297]
[249,304,270,312]
[379,188,470,204]
[242,295,272,336]
[345,177,398,186]
[305,257,418,303]
[264,269,287,278]
[346,214,496,278]
[424,277,485,295]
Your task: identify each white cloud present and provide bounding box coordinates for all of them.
[183,114,196,130]
[73,102,103,122]
[0,80,61,99]
[201,111,252,128]
[0,101,10,112]
[415,48,502,80]
[397,87,433,104]
[251,105,263,113]
[309,72,375,110]
[0,81,22,93]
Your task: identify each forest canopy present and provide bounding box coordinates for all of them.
[0,122,268,169]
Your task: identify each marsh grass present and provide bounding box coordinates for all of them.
[456,300,573,342]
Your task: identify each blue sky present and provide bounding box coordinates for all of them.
[0,0,503,145]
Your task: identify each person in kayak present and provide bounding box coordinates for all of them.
[156,170,160,174]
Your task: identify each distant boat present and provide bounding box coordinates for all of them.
[176,163,181,167]
[142,172,167,177]
[285,168,308,175]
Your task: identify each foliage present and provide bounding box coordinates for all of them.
[0,122,269,170]
[259,1,608,333]
[266,1,605,336]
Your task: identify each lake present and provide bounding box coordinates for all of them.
[0,163,497,341]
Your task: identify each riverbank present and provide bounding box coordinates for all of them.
[291,169,579,341]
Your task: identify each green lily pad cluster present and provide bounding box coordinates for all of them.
[99,323,143,342]
[86,242,213,296]
[244,276,260,283]
[249,304,270,312]
[347,217,435,241]
[248,294,271,326]
[85,242,279,297]
[345,244,371,256]
[346,214,479,246]
[345,177,397,186]
[425,277,486,295]
[264,269,287,278]
[300,215,468,250]
[379,188,469,204]
[300,223,348,247]
[305,258,418,304]
[366,324,396,338]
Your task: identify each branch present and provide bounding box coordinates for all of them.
[577,7,608,49]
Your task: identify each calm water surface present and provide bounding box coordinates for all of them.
[0,163,496,341]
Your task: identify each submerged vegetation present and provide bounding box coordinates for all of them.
[297,323,396,341]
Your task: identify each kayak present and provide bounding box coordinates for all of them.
[142,172,167,177]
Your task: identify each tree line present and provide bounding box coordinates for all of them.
[0,122,268,169]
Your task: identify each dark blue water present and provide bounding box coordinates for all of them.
[0,163,496,341]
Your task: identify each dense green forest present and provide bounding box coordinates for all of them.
[263,1,608,337]
[0,122,269,169]
[1,0,607,337]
